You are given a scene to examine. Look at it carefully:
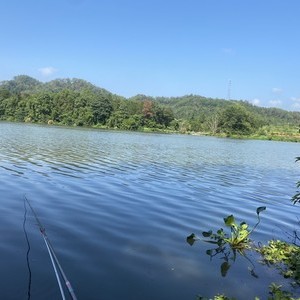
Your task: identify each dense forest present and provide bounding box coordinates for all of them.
[1,75,300,139]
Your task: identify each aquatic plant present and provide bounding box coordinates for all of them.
[196,294,236,300]
[267,283,300,300]
[258,240,300,286]
[187,207,266,251]
[187,207,266,279]
[196,284,300,300]
[291,157,300,205]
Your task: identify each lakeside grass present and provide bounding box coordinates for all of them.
[192,124,300,142]
[246,125,300,142]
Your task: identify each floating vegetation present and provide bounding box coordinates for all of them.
[258,240,300,286]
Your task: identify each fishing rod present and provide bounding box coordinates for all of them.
[24,195,78,300]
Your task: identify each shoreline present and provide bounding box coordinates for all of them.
[1,119,299,143]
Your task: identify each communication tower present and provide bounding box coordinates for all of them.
[227,79,232,100]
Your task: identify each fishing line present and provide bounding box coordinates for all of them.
[23,195,32,300]
[24,195,78,300]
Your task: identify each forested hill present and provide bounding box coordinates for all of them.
[130,94,300,126]
[1,75,300,138]
[0,75,114,96]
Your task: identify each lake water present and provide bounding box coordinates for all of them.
[0,122,299,300]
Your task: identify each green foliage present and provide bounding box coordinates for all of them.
[268,283,300,300]
[91,93,113,124]
[0,75,299,137]
[194,207,266,251]
[197,284,300,300]
[258,240,300,285]
[292,157,300,205]
[259,240,298,264]
[0,76,176,130]
[0,75,41,94]
[187,207,266,279]
[219,104,258,135]
[223,215,251,249]
[153,105,174,127]
[196,294,236,300]
[107,111,128,128]
[122,114,142,130]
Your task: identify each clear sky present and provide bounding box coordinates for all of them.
[1,0,300,111]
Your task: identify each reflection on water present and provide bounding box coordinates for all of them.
[0,122,299,299]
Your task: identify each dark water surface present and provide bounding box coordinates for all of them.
[0,122,299,299]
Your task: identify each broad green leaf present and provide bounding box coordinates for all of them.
[224,215,236,227]
[217,228,224,235]
[240,222,248,230]
[256,206,266,215]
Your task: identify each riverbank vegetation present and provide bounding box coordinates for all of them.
[0,75,300,141]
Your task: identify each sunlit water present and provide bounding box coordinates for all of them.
[0,122,299,299]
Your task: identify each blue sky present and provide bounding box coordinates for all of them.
[1,0,300,111]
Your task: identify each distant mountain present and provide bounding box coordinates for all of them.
[1,75,300,128]
[153,94,300,125]
[0,75,112,96]
[43,78,109,94]
[129,93,300,126]
[0,75,42,94]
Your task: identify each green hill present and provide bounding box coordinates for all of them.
[0,75,299,140]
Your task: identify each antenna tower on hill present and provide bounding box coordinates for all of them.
[227,79,232,100]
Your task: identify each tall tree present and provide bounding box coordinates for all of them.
[219,104,257,135]
[91,93,113,124]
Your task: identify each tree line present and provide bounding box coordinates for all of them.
[0,75,300,136]
[0,76,175,130]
